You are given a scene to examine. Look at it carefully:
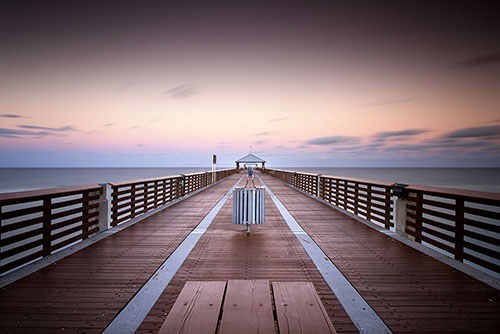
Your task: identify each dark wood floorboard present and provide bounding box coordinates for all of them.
[136,176,357,334]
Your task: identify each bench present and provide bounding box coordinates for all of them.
[158,280,337,334]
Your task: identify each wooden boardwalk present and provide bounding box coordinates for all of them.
[1,172,500,333]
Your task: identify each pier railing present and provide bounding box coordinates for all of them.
[264,168,394,229]
[0,168,237,275]
[0,185,102,274]
[109,176,184,226]
[109,168,237,226]
[404,185,500,274]
[263,168,500,275]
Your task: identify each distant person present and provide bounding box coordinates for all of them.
[245,167,256,187]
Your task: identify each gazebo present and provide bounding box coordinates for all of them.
[235,154,266,171]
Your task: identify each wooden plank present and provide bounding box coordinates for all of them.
[158,281,226,334]
[219,280,275,334]
[273,281,337,334]
[0,184,101,204]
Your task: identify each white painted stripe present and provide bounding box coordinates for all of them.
[257,174,392,334]
[104,175,243,334]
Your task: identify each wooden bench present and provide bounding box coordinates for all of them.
[158,280,337,334]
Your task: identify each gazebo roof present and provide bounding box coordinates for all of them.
[235,153,266,163]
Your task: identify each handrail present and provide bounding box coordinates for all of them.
[263,168,395,229]
[0,184,103,274]
[109,168,238,226]
[0,184,102,204]
[404,185,500,274]
[406,184,500,204]
[263,167,500,275]
[109,175,182,188]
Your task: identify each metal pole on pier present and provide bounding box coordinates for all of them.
[212,154,216,183]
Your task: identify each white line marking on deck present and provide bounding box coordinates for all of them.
[103,175,243,334]
[257,174,393,334]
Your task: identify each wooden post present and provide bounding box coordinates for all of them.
[455,198,465,261]
[42,198,51,256]
[130,184,136,218]
[366,185,372,223]
[82,191,90,239]
[385,189,392,229]
[354,182,359,216]
[415,192,423,243]
[144,182,149,213]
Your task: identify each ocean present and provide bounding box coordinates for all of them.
[0,167,499,194]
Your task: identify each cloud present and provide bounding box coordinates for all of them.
[164,84,196,99]
[254,131,273,136]
[442,125,500,139]
[362,98,413,108]
[136,143,147,147]
[118,79,137,92]
[254,140,266,145]
[269,117,292,122]
[1,114,23,118]
[104,123,115,127]
[305,135,359,145]
[455,52,500,69]
[375,128,429,140]
[0,128,64,138]
[18,125,78,132]
[127,125,139,131]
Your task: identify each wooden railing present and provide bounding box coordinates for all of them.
[405,185,500,274]
[0,185,102,274]
[110,168,237,226]
[265,169,317,196]
[263,168,500,275]
[109,176,184,226]
[263,168,394,229]
[320,176,394,229]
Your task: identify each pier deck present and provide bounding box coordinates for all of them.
[1,172,500,333]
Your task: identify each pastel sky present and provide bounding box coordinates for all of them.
[1,1,499,167]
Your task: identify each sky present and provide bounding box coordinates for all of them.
[1,0,499,167]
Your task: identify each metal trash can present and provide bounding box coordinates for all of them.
[232,187,265,232]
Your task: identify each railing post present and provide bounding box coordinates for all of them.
[180,175,186,197]
[42,198,51,256]
[395,197,408,236]
[98,183,110,231]
[455,198,464,261]
[82,191,90,238]
[393,184,409,238]
[317,175,321,198]
[130,184,136,218]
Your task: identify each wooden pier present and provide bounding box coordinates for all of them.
[1,169,500,333]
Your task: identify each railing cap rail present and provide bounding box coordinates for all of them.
[109,175,182,187]
[406,184,500,202]
[295,172,320,177]
[182,172,207,177]
[320,174,396,188]
[0,184,102,205]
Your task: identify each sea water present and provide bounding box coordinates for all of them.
[1,167,499,194]
[0,168,214,193]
